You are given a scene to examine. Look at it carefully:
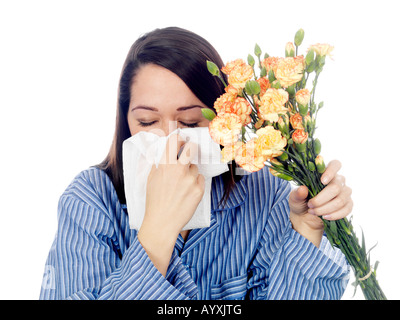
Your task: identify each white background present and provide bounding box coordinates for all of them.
[0,0,399,300]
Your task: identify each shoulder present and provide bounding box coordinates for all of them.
[60,166,122,217]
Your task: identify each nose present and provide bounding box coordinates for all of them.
[162,120,178,136]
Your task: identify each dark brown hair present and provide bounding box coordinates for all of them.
[96,27,241,206]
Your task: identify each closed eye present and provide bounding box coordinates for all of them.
[138,120,199,128]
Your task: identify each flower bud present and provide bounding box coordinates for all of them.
[270,158,284,168]
[287,84,295,98]
[268,69,276,83]
[271,80,281,89]
[278,114,289,137]
[298,103,308,116]
[278,152,288,161]
[285,42,295,57]
[305,49,315,65]
[315,155,326,173]
[254,43,262,57]
[269,167,293,181]
[294,29,305,47]
[247,54,255,67]
[245,80,261,95]
[314,138,321,155]
[292,129,308,152]
[295,89,311,106]
[260,66,267,78]
[201,108,216,121]
[306,61,316,73]
[207,60,220,76]
[308,161,316,172]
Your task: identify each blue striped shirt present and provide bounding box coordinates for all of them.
[39,166,349,300]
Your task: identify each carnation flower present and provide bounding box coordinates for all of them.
[221,141,243,163]
[295,88,311,106]
[255,126,287,159]
[228,63,254,89]
[292,129,308,144]
[214,95,252,126]
[309,43,334,58]
[258,88,289,122]
[290,113,304,130]
[261,57,281,74]
[234,139,266,172]
[221,59,246,75]
[213,92,236,114]
[256,76,271,95]
[275,56,305,88]
[209,113,242,146]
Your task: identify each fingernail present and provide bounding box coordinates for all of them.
[307,202,314,209]
[322,176,329,185]
[322,215,331,220]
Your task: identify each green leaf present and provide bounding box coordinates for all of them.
[328,220,338,236]
[374,260,380,273]
[361,228,366,254]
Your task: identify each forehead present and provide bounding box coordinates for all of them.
[130,64,204,111]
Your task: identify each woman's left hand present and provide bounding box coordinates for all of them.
[288,160,353,247]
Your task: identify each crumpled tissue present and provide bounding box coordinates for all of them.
[122,127,229,231]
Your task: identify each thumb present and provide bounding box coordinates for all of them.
[289,186,309,214]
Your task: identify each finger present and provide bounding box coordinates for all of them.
[320,199,353,221]
[308,185,352,217]
[197,173,205,189]
[161,133,185,164]
[308,175,345,209]
[289,186,309,214]
[188,163,199,176]
[178,141,199,165]
[321,160,342,185]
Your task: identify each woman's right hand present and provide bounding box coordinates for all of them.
[137,133,205,276]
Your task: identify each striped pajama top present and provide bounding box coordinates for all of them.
[39,166,349,300]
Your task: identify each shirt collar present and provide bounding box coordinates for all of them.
[211,174,248,212]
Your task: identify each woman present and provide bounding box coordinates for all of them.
[40,27,352,300]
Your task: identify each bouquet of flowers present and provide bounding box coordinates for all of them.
[202,29,386,300]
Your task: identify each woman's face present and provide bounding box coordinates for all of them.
[127,64,210,136]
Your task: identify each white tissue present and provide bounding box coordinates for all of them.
[122,127,229,231]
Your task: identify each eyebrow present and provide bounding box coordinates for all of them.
[131,105,203,112]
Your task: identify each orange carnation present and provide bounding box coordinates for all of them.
[213,92,236,114]
[221,141,243,163]
[234,139,266,173]
[290,113,304,130]
[275,56,305,88]
[292,129,308,144]
[258,88,289,122]
[255,126,287,159]
[261,57,281,74]
[221,59,246,75]
[309,43,334,58]
[295,88,311,106]
[257,76,271,95]
[228,63,254,89]
[209,113,242,146]
[214,95,252,126]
